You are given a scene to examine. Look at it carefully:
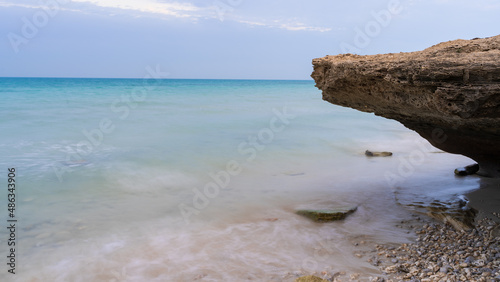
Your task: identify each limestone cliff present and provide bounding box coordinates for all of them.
[311,35,500,177]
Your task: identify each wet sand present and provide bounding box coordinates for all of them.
[467,178,500,224]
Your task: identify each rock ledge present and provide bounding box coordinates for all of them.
[311,35,500,177]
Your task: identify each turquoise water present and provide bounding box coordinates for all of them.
[0,78,478,281]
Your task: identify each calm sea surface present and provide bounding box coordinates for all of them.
[0,78,478,281]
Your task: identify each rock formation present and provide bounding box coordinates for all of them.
[311,35,500,177]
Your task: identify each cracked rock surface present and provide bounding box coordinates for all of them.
[312,35,500,177]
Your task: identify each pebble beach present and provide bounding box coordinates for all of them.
[298,211,500,282]
[374,217,500,282]
[296,214,500,282]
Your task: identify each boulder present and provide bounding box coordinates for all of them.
[454,163,480,176]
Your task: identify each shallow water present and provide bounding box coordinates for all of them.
[0,78,479,281]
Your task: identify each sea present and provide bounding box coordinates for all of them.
[0,78,480,281]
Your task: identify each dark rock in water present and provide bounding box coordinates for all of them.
[296,207,357,222]
[402,197,477,231]
[454,163,480,176]
[295,275,329,282]
[365,150,393,157]
[457,197,468,208]
[312,35,500,177]
[426,204,478,231]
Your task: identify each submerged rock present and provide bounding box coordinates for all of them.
[404,198,477,231]
[295,275,329,282]
[454,163,480,176]
[365,150,393,157]
[296,207,357,222]
[426,207,477,231]
[312,35,500,177]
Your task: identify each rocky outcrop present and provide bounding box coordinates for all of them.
[311,35,500,177]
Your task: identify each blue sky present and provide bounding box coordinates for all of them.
[1,0,499,79]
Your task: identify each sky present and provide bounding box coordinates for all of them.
[0,0,499,79]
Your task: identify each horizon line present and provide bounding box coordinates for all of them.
[0,76,315,81]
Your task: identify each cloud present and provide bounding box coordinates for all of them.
[0,2,38,9]
[70,0,201,18]
[0,0,334,32]
[429,0,500,10]
[0,1,97,16]
[207,1,334,32]
[233,18,332,33]
[0,0,206,20]
[278,23,332,32]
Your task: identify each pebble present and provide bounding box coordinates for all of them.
[439,266,450,273]
[374,218,500,281]
[464,256,475,263]
[349,273,360,280]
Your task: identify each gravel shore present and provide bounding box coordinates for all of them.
[294,213,500,282]
[371,216,500,281]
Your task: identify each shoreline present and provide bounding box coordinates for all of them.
[296,177,500,282]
